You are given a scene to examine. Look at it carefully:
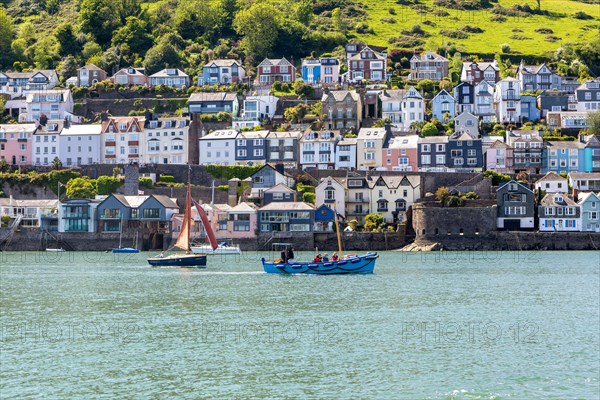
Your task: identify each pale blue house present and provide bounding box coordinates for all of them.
[581,135,600,172]
[520,95,540,122]
[431,89,455,122]
[578,192,600,232]
[543,141,584,174]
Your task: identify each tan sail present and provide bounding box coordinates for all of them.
[334,208,343,258]
[174,180,192,251]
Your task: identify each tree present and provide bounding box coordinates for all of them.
[66,177,97,199]
[51,157,63,170]
[435,186,450,203]
[421,122,440,137]
[234,3,281,60]
[55,23,81,57]
[79,0,121,47]
[416,79,435,94]
[59,56,79,82]
[0,6,14,69]
[143,37,181,75]
[96,175,123,195]
[295,0,313,26]
[331,8,347,35]
[174,0,223,41]
[364,213,383,231]
[584,109,600,135]
[112,17,152,55]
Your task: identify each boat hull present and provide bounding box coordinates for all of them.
[191,245,241,255]
[112,248,140,253]
[147,254,207,267]
[262,253,378,274]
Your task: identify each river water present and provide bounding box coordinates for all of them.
[1,250,599,399]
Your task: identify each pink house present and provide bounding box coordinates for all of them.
[222,202,258,239]
[382,135,419,171]
[486,140,513,173]
[110,67,148,86]
[0,123,36,165]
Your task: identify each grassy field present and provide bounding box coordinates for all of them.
[355,0,599,57]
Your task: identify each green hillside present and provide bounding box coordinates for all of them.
[0,0,598,80]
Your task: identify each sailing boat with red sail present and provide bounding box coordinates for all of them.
[147,170,218,267]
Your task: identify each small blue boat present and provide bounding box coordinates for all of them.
[148,253,207,267]
[262,252,378,274]
[112,247,140,254]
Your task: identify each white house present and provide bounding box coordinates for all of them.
[494,77,521,124]
[0,198,58,228]
[141,117,189,164]
[367,175,421,224]
[299,130,340,170]
[0,70,59,99]
[23,89,74,123]
[534,172,568,193]
[473,80,495,123]
[401,86,425,130]
[454,111,479,138]
[100,117,145,164]
[334,137,357,170]
[232,95,279,130]
[568,172,600,192]
[32,121,63,166]
[148,68,190,88]
[538,193,580,232]
[199,129,238,165]
[356,127,390,170]
[315,176,346,217]
[59,123,102,166]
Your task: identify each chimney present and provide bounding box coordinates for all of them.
[274,163,285,175]
[39,114,48,126]
[63,117,70,129]
[100,111,109,122]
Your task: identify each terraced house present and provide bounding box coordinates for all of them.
[101,116,145,164]
[409,52,448,81]
[321,90,362,131]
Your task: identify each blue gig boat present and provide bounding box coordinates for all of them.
[262,252,378,274]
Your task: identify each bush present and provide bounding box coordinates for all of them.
[364,213,383,232]
[205,165,262,180]
[535,28,553,34]
[272,81,283,91]
[500,43,511,53]
[216,185,229,191]
[573,11,593,19]
[388,7,396,14]
[439,29,469,39]
[445,195,464,207]
[421,122,440,136]
[463,192,479,200]
[159,175,175,183]
[461,25,484,33]
[484,170,511,185]
[139,177,154,189]
[381,17,397,24]
[435,186,450,203]
[302,192,316,204]
[489,15,506,22]
[96,175,122,195]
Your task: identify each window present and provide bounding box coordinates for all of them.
[143,208,160,219]
[422,144,430,152]
[436,155,445,164]
[325,189,335,201]
[254,149,263,157]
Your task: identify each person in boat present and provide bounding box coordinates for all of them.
[313,254,322,262]
[158,251,164,258]
[322,253,329,262]
[286,246,295,263]
[280,250,287,263]
[331,252,339,261]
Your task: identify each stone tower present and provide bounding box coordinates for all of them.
[123,163,140,195]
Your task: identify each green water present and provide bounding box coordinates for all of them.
[1,251,599,399]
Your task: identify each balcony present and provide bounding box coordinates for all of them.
[502,95,520,101]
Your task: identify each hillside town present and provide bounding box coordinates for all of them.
[1,45,600,251]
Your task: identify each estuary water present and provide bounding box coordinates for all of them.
[0,250,599,399]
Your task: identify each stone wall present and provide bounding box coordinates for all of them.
[412,202,498,240]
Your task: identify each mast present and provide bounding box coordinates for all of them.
[334,208,343,258]
[174,165,192,252]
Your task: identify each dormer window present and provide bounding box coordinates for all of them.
[119,123,127,130]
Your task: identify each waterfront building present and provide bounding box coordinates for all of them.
[188,92,240,117]
[0,123,36,166]
[248,164,295,200]
[460,60,500,85]
[494,77,522,124]
[534,172,569,193]
[383,135,419,172]
[453,82,474,114]
[110,67,148,86]
[23,89,74,123]
[256,58,296,85]
[301,58,340,85]
[409,51,448,81]
[347,45,387,82]
[77,64,107,87]
[334,137,357,170]
[100,116,145,164]
[258,202,314,232]
[574,79,600,112]
[543,141,584,174]
[198,59,245,86]
[299,130,339,170]
[198,129,238,165]
[262,184,297,205]
[96,194,178,233]
[32,120,63,166]
[485,140,513,174]
[266,131,302,168]
[0,70,59,99]
[234,130,269,165]
[222,202,258,239]
[418,136,448,172]
[344,175,370,225]
[321,90,362,131]
[141,117,189,165]
[578,192,600,232]
[58,123,102,166]
[516,62,561,91]
[356,127,391,170]
[496,180,535,230]
[538,193,580,232]
[0,198,58,229]
[58,199,101,233]
[367,174,421,224]
[313,204,340,232]
[505,130,544,174]
[315,176,346,217]
[431,89,456,122]
[568,172,600,192]
[148,68,190,89]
